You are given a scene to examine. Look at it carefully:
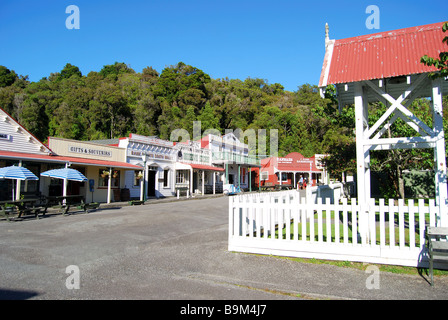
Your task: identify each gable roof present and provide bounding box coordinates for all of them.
[0,107,52,155]
[319,21,446,87]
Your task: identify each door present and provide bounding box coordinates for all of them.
[147,171,156,197]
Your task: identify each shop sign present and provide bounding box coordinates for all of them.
[278,158,293,163]
[68,146,112,157]
[129,150,172,160]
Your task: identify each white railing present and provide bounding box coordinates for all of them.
[228,190,442,267]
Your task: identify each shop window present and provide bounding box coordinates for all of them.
[99,169,120,188]
[176,170,188,184]
[134,170,143,186]
[261,171,269,181]
[163,169,169,188]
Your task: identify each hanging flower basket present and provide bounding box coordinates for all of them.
[101,170,110,178]
[136,171,144,180]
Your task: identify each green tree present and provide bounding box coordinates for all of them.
[0,66,18,87]
[420,21,448,79]
[197,101,219,132]
[57,63,82,81]
[88,82,131,139]
[99,62,135,80]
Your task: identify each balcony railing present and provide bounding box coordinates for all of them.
[211,151,260,165]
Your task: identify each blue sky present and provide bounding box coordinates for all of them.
[0,0,446,92]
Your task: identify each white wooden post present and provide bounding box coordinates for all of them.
[155,169,159,199]
[354,82,370,243]
[432,78,448,227]
[201,170,205,195]
[189,168,193,197]
[15,160,22,201]
[107,167,112,204]
[140,176,144,201]
[213,172,216,194]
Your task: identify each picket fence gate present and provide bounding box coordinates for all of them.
[228,190,443,267]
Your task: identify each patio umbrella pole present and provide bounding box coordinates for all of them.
[63,178,67,204]
[16,160,22,201]
[0,164,39,201]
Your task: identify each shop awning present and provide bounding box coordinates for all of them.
[0,150,143,170]
[274,166,322,174]
[180,162,225,172]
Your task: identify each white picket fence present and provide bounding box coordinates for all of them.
[228,190,443,267]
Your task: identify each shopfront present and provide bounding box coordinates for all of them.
[118,134,176,199]
[46,137,142,203]
[253,152,325,189]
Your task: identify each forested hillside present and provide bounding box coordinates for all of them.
[0,62,447,198]
[0,62,340,158]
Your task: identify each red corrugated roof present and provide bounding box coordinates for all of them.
[0,150,142,170]
[320,22,446,86]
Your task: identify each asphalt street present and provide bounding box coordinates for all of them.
[0,195,447,302]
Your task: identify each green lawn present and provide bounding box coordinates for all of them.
[268,210,428,248]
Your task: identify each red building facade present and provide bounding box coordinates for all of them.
[252,152,325,189]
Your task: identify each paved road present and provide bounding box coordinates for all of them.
[0,195,447,302]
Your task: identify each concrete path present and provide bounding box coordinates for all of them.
[0,195,447,301]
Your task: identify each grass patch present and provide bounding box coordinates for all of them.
[246,253,448,277]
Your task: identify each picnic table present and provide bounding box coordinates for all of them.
[259,185,275,192]
[0,198,45,221]
[259,182,276,192]
[45,195,99,215]
[275,184,293,190]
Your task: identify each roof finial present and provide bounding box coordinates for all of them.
[325,23,330,47]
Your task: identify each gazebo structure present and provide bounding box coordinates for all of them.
[318,21,448,231]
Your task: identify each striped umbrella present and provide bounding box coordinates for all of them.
[0,165,39,181]
[41,168,87,182]
[40,168,87,199]
[0,165,39,201]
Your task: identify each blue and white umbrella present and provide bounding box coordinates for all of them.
[0,165,39,181]
[0,165,39,200]
[41,168,88,182]
[40,168,87,199]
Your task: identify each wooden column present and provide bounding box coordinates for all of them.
[432,78,448,227]
[354,82,370,244]
[107,167,112,204]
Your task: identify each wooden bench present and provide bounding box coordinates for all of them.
[44,195,86,215]
[426,227,448,286]
[16,203,45,220]
[260,182,275,192]
[129,200,145,206]
[0,205,15,222]
[275,184,293,191]
[0,199,44,221]
[77,201,101,212]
